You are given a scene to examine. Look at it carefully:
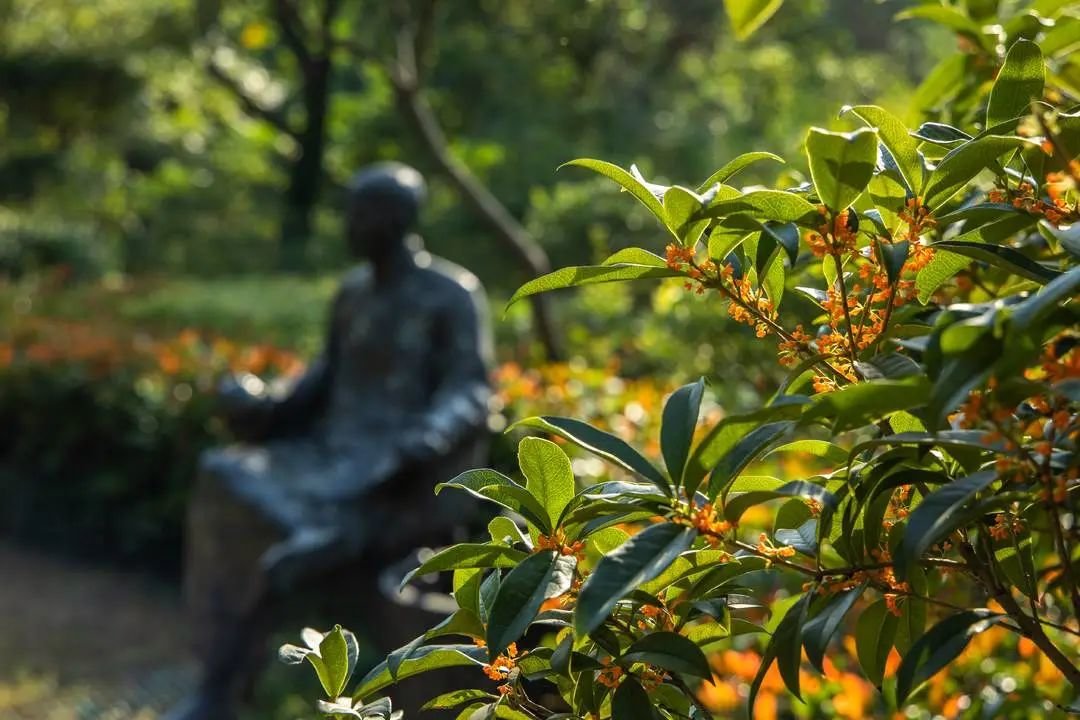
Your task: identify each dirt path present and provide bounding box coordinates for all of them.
[0,543,196,719]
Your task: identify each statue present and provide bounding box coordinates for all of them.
[168,163,493,720]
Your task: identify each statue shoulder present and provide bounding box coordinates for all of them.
[416,256,486,306]
[339,265,375,294]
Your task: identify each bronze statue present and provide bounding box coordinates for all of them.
[168,163,492,719]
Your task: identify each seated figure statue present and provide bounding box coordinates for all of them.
[170,163,492,720]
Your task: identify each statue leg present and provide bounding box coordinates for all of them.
[167,451,283,720]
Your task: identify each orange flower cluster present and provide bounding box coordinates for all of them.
[664,243,695,270]
[988,513,1024,541]
[725,275,776,338]
[805,208,858,258]
[480,641,519,681]
[897,196,936,241]
[756,532,796,560]
[535,530,586,560]
[636,603,675,631]
[596,657,624,688]
[677,502,734,546]
[990,176,1076,226]
[777,324,812,368]
[639,666,669,693]
[0,319,305,382]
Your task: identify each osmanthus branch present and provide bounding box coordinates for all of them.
[693,263,851,386]
[992,416,1080,622]
[830,249,859,365]
[959,537,1080,688]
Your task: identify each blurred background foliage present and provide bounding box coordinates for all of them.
[0,0,943,568]
[0,1,974,716]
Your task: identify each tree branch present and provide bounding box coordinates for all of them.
[386,9,563,360]
[205,60,298,139]
[274,0,313,71]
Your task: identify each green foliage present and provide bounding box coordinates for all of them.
[285,4,1080,718]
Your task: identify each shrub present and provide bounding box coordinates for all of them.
[286,3,1080,719]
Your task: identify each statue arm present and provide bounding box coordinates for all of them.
[397,288,492,466]
[220,293,342,441]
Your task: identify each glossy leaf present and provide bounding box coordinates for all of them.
[611,676,655,720]
[855,599,898,686]
[803,586,865,672]
[929,240,1061,284]
[518,437,577,530]
[400,544,527,588]
[661,378,705,486]
[895,610,1005,703]
[896,471,997,580]
[510,416,670,494]
[843,105,923,194]
[622,631,712,679]
[697,151,784,192]
[353,644,487,699]
[574,523,696,636]
[486,550,566,658]
[805,126,879,212]
[923,135,1033,209]
[724,0,784,40]
[507,264,681,307]
[559,159,667,222]
[985,40,1044,128]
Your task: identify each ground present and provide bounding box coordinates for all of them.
[0,543,196,719]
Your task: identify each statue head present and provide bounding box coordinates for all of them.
[345,162,427,261]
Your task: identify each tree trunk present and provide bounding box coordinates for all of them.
[279,56,331,271]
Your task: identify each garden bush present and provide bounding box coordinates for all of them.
[284,3,1080,718]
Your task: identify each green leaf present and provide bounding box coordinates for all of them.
[895,610,1005,704]
[574,523,696,636]
[724,0,784,40]
[923,135,1034,209]
[663,186,712,246]
[843,105,924,194]
[697,151,784,192]
[400,544,527,588]
[683,400,808,492]
[518,437,577,530]
[803,586,865,672]
[855,599,898,687]
[700,190,819,225]
[896,4,986,40]
[750,593,810,710]
[422,690,498,711]
[602,248,667,267]
[877,239,910,286]
[805,126,879,212]
[611,677,656,720]
[913,54,969,113]
[559,159,667,224]
[353,644,486,699]
[802,377,931,432]
[622,631,713,679]
[317,626,355,697]
[510,416,670,495]
[437,471,553,532]
[767,439,849,466]
[707,421,794,500]
[662,378,706,486]
[723,478,835,523]
[986,40,1045,128]
[916,213,1037,300]
[896,471,997,580]
[507,264,681,307]
[928,240,1061,284]
[486,550,571,658]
